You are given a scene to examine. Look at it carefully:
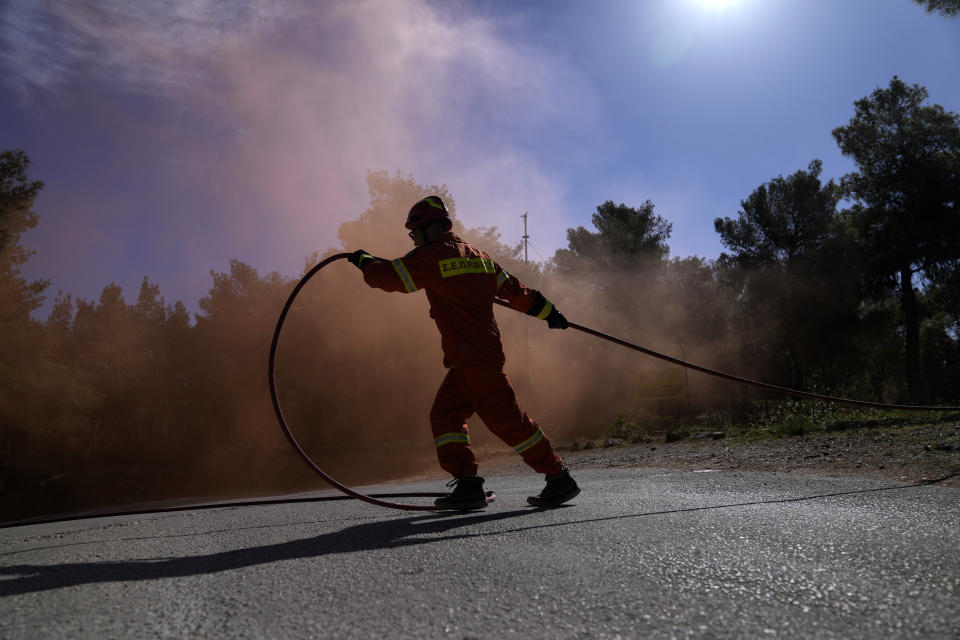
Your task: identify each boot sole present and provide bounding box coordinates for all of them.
[434,491,496,511]
[526,486,581,508]
[433,500,489,511]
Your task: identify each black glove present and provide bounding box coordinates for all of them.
[348,249,374,269]
[546,307,569,330]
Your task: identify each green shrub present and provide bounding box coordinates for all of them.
[605,413,644,442]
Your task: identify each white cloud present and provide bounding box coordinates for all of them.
[1,0,285,97]
[3,0,592,282]
[200,1,592,262]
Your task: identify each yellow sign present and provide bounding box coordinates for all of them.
[636,367,686,400]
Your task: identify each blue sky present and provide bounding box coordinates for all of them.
[1,0,958,316]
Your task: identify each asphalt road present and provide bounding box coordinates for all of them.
[1,468,958,639]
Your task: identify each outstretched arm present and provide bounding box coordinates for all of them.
[495,267,568,329]
[348,249,421,294]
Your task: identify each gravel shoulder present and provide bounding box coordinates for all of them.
[480,421,960,487]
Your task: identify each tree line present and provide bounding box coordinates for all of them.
[1,76,958,521]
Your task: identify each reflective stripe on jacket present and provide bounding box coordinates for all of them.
[359,232,543,368]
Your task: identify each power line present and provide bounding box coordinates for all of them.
[526,239,548,263]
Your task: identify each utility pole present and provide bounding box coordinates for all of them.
[521,212,530,386]
[521,212,529,277]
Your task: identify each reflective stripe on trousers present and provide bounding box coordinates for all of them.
[429,367,563,477]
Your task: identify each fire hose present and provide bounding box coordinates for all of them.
[4,253,956,529]
[269,253,448,511]
[269,253,960,513]
[531,306,960,412]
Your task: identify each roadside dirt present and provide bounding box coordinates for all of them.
[480,421,960,487]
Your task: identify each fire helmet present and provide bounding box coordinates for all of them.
[406,195,452,231]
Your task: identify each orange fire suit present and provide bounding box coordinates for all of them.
[358,231,564,477]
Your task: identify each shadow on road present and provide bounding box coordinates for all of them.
[0,481,927,597]
[0,508,536,597]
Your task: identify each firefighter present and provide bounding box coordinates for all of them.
[347,195,580,510]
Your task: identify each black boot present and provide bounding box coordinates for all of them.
[434,475,488,510]
[527,467,580,507]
